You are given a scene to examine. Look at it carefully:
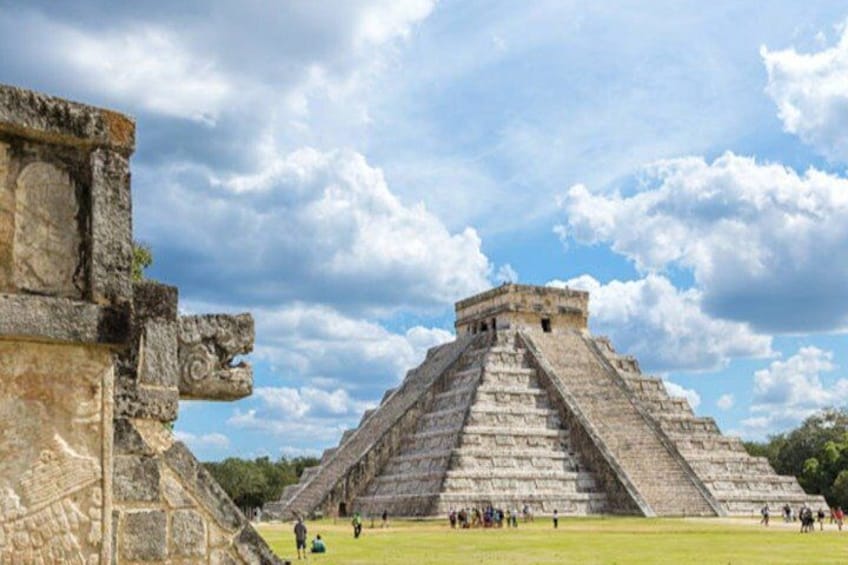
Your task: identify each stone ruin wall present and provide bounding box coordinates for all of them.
[0,85,282,564]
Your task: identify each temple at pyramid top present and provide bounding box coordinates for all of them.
[455,283,588,335]
[265,284,824,521]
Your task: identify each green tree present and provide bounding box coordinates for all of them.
[833,470,848,509]
[132,241,153,281]
[744,408,848,507]
[203,455,320,512]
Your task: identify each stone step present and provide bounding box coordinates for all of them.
[466,408,561,429]
[527,331,719,516]
[459,429,569,451]
[441,476,597,494]
[450,448,581,472]
[480,369,540,388]
[418,407,468,431]
[431,386,476,412]
[462,425,565,437]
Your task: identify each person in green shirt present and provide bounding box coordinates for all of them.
[311,534,326,554]
[352,512,363,538]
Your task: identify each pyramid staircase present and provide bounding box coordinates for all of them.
[356,331,606,516]
[523,330,721,516]
[591,336,825,514]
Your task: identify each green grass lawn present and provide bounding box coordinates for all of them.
[257,516,847,564]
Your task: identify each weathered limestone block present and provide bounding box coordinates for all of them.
[121,510,167,561]
[170,509,207,558]
[178,313,254,400]
[0,293,130,344]
[115,282,180,422]
[0,341,113,563]
[12,160,81,296]
[0,84,134,155]
[113,455,161,503]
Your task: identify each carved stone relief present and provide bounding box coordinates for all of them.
[0,341,111,563]
[0,142,11,290]
[13,161,81,297]
[178,314,254,400]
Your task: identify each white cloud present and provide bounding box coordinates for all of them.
[251,302,454,388]
[354,0,436,46]
[279,445,322,459]
[663,380,701,410]
[3,1,436,129]
[762,22,848,161]
[549,274,771,372]
[62,26,232,124]
[495,264,518,284]
[717,393,735,411]
[227,409,349,444]
[254,386,371,418]
[742,347,848,436]
[173,431,231,450]
[559,152,848,332]
[144,147,491,312]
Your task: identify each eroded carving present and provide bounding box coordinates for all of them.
[0,342,111,563]
[13,161,82,297]
[0,142,12,289]
[178,314,254,400]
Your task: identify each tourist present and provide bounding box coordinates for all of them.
[449,509,457,528]
[783,504,791,523]
[800,505,814,533]
[553,509,559,529]
[352,512,363,538]
[760,504,769,526]
[817,507,825,531]
[294,518,308,560]
[835,506,844,531]
[382,509,389,528]
[511,509,518,528]
[311,534,326,554]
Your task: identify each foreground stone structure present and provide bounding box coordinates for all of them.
[0,85,282,563]
[268,284,825,519]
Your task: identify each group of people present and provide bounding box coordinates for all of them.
[760,503,844,532]
[293,518,326,560]
[292,509,387,558]
[447,504,556,529]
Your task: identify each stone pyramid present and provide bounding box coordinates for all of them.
[266,284,824,519]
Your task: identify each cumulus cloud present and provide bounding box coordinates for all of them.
[742,347,848,436]
[252,302,454,387]
[173,431,231,450]
[663,380,701,410]
[559,152,848,333]
[495,264,519,284]
[0,1,436,126]
[143,148,491,313]
[549,274,771,372]
[227,383,379,446]
[62,26,232,124]
[717,393,734,411]
[254,386,371,418]
[762,23,848,161]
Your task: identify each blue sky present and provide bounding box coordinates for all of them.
[4,1,848,460]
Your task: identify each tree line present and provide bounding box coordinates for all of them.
[744,408,848,509]
[203,456,319,513]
